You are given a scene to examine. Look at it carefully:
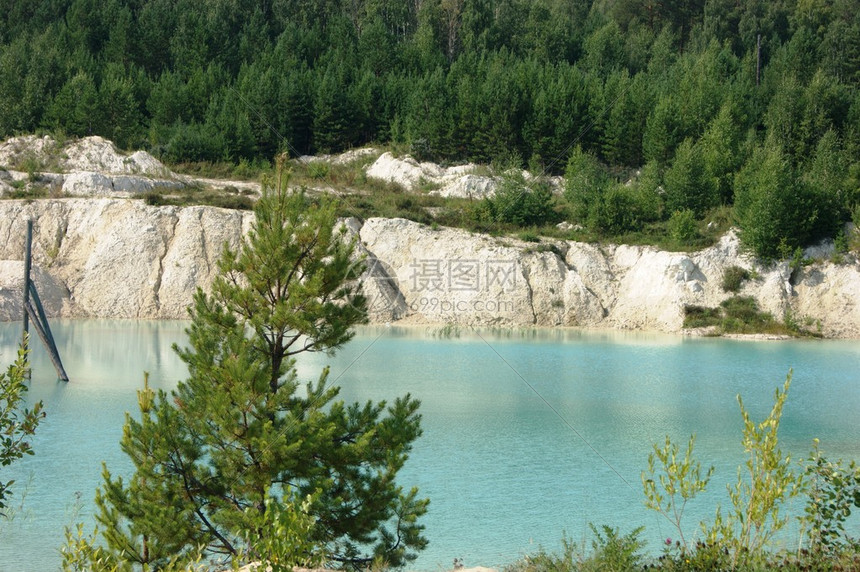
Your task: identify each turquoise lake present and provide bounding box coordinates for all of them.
[1,320,859,570]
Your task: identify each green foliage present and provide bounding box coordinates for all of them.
[61,523,205,572]
[0,342,43,516]
[703,373,803,569]
[503,527,645,572]
[664,139,716,217]
[643,435,714,551]
[564,146,610,224]
[667,209,699,245]
[241,490,326,571]
[74,167,427,568]
[683,296,809,336]
[518,229,540,243]
[504,535,578,572]
[478,173,558,228]
[564,147,662,236]
[734,140,830,259]
[721,265,751,293]
[802,440,860,554]
[306,160,329,180]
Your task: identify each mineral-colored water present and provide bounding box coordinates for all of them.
[1,321,858,570]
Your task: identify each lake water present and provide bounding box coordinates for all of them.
[1,320,859,570]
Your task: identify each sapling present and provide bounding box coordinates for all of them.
[703,371,803,568]
[642,433,714,552]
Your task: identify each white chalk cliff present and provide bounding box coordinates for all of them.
[1,136,858,336]
[1,198,859,337]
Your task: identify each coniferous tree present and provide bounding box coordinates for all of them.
[77,168,428,569]
[663,138,715,217]
[46,71,101,137]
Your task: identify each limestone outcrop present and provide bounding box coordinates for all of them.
[0,199,252,319]
[0,135,182,199]
[1,199,859,337]
[366,152,497,199]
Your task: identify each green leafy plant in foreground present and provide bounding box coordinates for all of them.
[1,341,43,516]
[703,372,803,569]
[503,527,645,572]
[239,489,326,572]
[642,434,714,552]
[643,371,806,569]
[514,370,858,571]
[802,440,860,556]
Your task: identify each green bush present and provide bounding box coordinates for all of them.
[306,161,330,180]
[564,146,610,223]
[479,176,559,228]
[518,229,540,242]
[580,525,645,572]
[721,265,751,293]
[682,305,723,329]
[683,296,797,335]
[503,527,644,572]
[667,209,698,244]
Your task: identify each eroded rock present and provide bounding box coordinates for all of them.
[1,201,859,337]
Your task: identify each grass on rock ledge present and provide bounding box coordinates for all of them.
[683,296,821,337]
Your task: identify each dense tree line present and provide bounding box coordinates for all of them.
[2,0,860,256]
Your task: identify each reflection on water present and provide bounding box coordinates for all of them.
[1,321,859,570]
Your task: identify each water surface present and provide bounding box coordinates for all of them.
[1,321,858,570]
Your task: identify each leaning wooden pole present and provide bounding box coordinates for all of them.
[22,220,32,344]
[21,219,69,382]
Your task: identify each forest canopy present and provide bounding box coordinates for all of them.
[2,0,860,256]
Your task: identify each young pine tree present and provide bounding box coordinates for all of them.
[76,167,428,570]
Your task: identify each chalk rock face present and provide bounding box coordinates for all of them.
[62,137,170,175]
[0,135,170,176]
[341,217,409,323]
[0,135,182,199]
[365,152,445,188]
[1,201,859,338]
[0,261,68,321]
[792,262,860,338]
[0,135,59,167]
[366,152,496,198]
[0,199,252,320]
[357,217,601,326]
[298,147,378,165]
[62,171,184,197]
[432,174,497,199]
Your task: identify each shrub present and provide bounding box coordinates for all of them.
[1,343,43,514]
[306,161,330,180]
[667,209,698,244]
[802,441,860,555]
[580,524,645,572]
[518,229,540,242]
[564,146,610,223]
[721,265,751,293]
[479,175,558,228]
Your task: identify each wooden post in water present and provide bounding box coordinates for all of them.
[21,219,69,382]
[22,220,31,343]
